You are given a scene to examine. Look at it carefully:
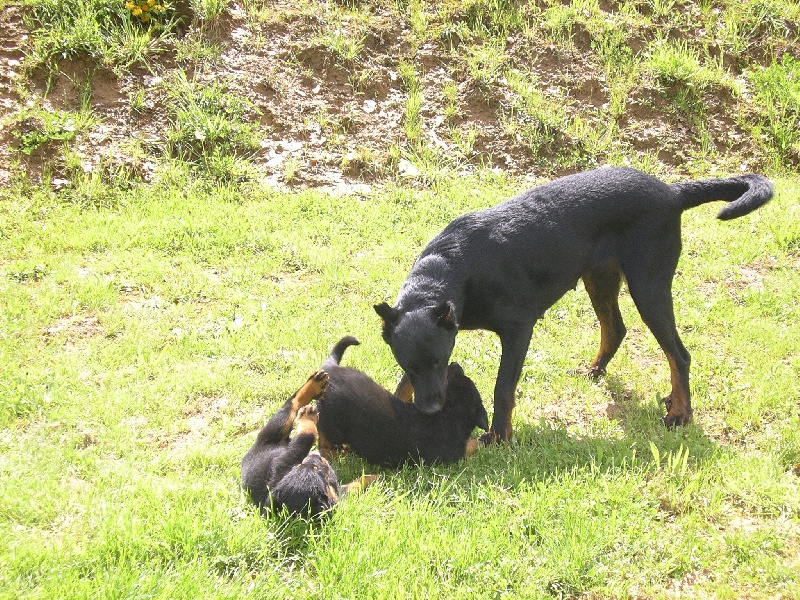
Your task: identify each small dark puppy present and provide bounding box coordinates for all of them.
[241,371,373,517]
[316,336,489,467]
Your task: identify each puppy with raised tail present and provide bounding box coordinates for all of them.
[316,336,489,468]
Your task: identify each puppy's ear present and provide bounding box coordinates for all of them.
[447,361,464,377]
[433,301,458,331]
[374,302,399,341]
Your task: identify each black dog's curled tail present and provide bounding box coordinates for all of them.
[671,174,773,221]
[322,336,360,369]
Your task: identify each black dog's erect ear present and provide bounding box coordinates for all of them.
[374,303,400,341]
[374,302,399,325]
[433,301,458,330]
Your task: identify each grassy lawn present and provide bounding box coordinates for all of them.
[1,172,798,598]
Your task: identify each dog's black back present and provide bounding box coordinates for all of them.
[317,337,488,467]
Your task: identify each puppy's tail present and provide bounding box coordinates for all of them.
[322,336,360,369]
[671,174,773,221]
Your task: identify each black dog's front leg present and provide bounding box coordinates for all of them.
[482,326,533,443]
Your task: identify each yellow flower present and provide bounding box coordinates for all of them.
[132,7,142,15]
[142,3,150,10]
[141,13,150,21]
[147,0,155,5]
[125,1,135,8]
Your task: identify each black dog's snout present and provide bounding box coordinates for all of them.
[415,396,445,415]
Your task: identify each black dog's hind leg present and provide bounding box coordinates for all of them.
[623,236,692,428]
[583,265,627,378]
[252,371,329,448]
[481,324,534,444]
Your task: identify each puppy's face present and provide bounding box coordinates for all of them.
[445,362,489,431]
[301,451,331,471]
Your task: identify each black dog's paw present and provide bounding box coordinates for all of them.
[661,395,693,428]
[479,430,499,446]
[586,365,606,379]
[663,411,693,429]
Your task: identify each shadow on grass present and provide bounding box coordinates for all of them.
[328,371,724,497]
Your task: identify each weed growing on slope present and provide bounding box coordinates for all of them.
[748,54,800,170]
[162,72,261,182]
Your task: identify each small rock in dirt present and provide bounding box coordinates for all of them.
[51,178,72,190]
[266,155,285,169]
[398,159,420,178]
[284,141,303,153]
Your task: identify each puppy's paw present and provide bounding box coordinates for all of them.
[307,370,329,397]
[342,474,379,495]
[295,370,329,407]
[296,404,319,424]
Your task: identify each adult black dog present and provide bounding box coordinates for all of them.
[316,336,489,467]
[375,167,773,442]
[241,371,374,517]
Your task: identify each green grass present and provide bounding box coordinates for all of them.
[1,172,798,598]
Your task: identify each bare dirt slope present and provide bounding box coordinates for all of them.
[0,5,27,185]
[1,3,797,191]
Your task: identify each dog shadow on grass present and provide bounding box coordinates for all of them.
[326,371,725,501]
[490,373,723,483]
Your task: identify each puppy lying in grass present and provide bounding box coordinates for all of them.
[241,371,375,518]
[316,336,489,467]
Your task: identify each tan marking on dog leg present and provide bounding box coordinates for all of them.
[276,413,295,442]
[326,484,339,503]
[464,438,480,457]
[294,405,319,438]
[317,430,339,461]
[583,274,626,378]
[342,474,379,495]
[279,372,326,440]
[291,370,329,412]
[663,355,693,427]
[394,373,414,403]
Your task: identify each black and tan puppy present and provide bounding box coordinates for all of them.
[241,371,373,517]
[375,167,773,442]
[316,336,489,468]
